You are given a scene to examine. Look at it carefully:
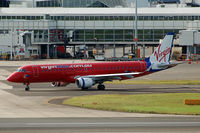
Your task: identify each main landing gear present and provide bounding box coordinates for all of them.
[25,83,30,91]
[81,84,105,91]
[97,84,105,90]
[81,87,88,91]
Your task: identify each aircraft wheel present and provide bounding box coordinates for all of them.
[81,87,88,91]
[25,86,30,91]
[97,84,105,90]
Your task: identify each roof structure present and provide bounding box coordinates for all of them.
[9,0,129,8]
[62,0,128,8]
[96,0,128,7]
[0,7,200,16]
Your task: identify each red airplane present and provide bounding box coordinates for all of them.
[7,33,177,91]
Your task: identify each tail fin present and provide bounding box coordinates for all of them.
[146,32,174,65]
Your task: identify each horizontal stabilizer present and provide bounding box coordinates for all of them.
[157,61,185,68]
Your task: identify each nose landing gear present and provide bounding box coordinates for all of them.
[25,83,30,91]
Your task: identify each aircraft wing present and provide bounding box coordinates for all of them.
[79,72,141,82]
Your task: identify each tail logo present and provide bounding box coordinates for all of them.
[154,43,171,63]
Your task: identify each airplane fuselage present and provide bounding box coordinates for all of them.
[8,61,148,84]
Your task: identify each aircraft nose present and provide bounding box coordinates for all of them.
[7,72,19,83]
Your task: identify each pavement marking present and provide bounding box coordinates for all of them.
[1,122,200,128]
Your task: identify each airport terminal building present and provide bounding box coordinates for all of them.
[0,0,200,58]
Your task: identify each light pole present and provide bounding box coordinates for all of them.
[10,24,15,60]
[134,0,138,58]
[32,0,35,7]
[10,31,13,60]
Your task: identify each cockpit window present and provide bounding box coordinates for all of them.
[17,69,26,72]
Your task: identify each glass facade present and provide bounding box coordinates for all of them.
[0,16,43,20]
[0,0,9,7]
[48,15,200,21]
[34,30,48,42]
[36,0,62,7]
[47,29,180,43]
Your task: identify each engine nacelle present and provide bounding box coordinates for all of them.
[51,82,69,87]
[75,77,94,89]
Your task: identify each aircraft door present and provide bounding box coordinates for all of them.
[138,62,142,72]
[32,66,39,78]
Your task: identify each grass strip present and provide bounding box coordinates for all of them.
[105,80,200,85]
[63,93,200,115]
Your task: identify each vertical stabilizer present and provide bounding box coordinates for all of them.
[149,33,174,64]
[145,33,174,71]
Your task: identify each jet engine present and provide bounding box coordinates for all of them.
[51,82,69,87]
[75,77,94,89]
